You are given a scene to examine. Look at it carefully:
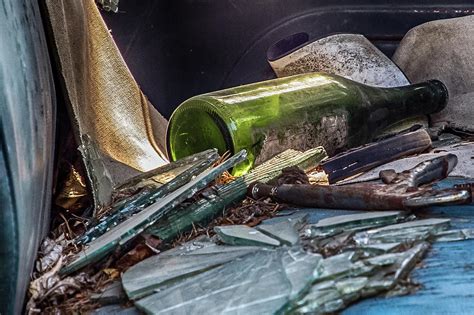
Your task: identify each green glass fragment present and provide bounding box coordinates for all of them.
[115,149,219,192]
[354,218,451,245]
[256,215,306,246]
[435,229,474,242]
[134,248,321,315]
[122,245,257,300]
[78,150,220,244]
[60,150,247,275]
[284,243,429,314]
[306,211,406,238]
[146,147,327,242]
[214,225,281,247]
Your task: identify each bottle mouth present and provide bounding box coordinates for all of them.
[166,103,234,162]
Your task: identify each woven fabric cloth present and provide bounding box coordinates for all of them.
[44,0,168,207]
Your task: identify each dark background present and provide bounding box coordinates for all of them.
[102,0,474,118]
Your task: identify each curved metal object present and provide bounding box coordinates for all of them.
[0,1,56,313]
[404,189,471,208]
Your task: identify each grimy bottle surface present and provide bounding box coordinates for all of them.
[167,72,447,176]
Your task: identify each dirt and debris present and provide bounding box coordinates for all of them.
[27,127,474,314]
[115,235,162,272]
[27,177,285,313]
[172,197,285,247]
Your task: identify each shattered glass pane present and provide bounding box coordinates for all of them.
[135,248,321,315]
[160,238,260,257]
[306,231,355,256]
[146,148,326,242]
[214,225,281,247]
[61,150,247,275]
[78,150,220,244]
[122,245,258,300]
[435,229,474,242]
[116,149,219,192]
[256,215,306,246]
[354,218,451,245]
[306,211,405,237]
[284,243,429,314]
[112,206,473,315]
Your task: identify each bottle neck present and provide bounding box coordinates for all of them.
[363,80,448,136]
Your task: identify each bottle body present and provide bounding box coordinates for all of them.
[167,73,447,176]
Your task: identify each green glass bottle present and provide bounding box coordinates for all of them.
[167,72,447,176]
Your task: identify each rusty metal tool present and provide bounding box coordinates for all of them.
[249,154,471,210]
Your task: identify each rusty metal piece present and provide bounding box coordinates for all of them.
[249,182,408,210]
[378,154,458,187]
[404,189,471,208]
[249,154,468,210]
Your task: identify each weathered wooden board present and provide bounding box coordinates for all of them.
[278,178,474,314]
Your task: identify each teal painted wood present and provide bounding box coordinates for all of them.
[344,178,474,314]
[282,178,474,314]
[344,239,474,315]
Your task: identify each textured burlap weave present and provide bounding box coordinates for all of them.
[43,0,168,207]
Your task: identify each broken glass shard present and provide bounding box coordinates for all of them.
[161,240,261,258]
[392,242,429,281]
[285,243,429,314]
[354,218,451,245]
[134,248,321,315]
[260,212,308,226]
[361,277,396,296]
[318,252,375,281]
[122,246,258,300]
[146,148,327,242]
[60,150,247,275]
[347,242,403,257]
[157,236,217,256]
[306,211,405,237]
[78,149,219,244]
[282,247,323,298]
[310,231,354,255]
[285,277,368,315]
[435,229,474,242]
[115,149,219,192]
[335,277,369,295]
[214,225,281,247]
[90,281,126,305]
[256,215,306,246]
